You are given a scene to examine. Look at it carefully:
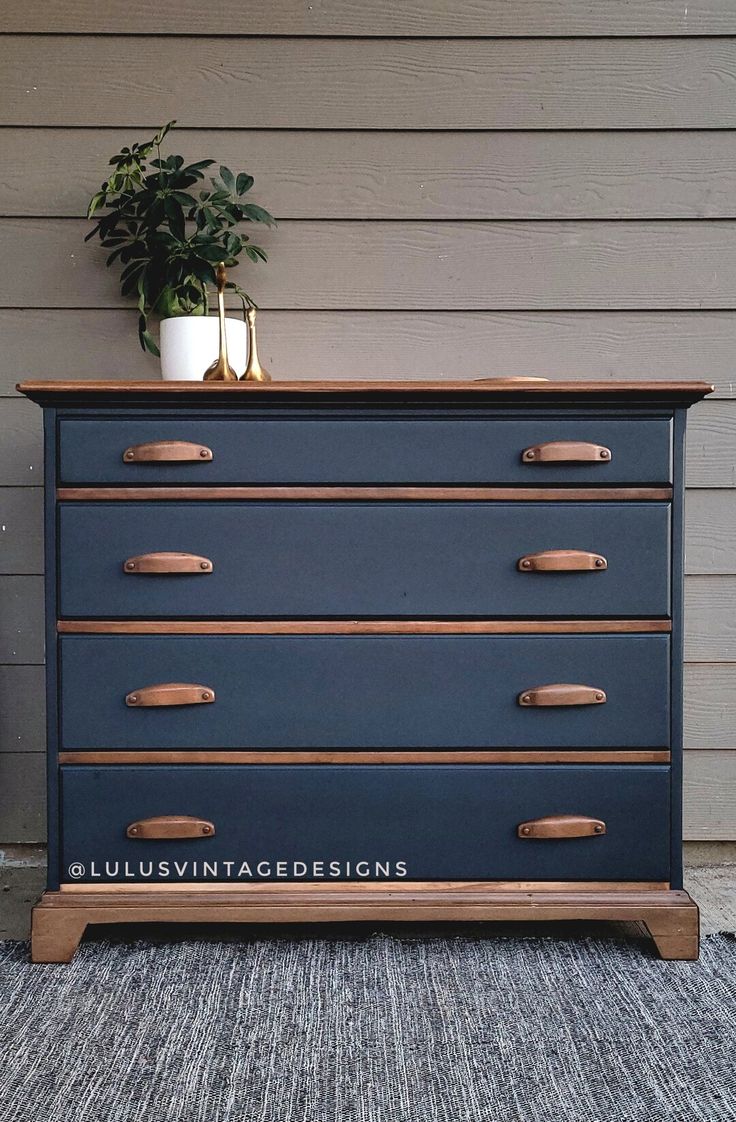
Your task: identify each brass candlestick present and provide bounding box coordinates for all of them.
[203,263,238,381]
[241,306,271,382]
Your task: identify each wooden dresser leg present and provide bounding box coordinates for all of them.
[644,898,700,961]
[31,904,88,963]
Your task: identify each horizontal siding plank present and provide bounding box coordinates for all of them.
[685,491,736,575]
[686,403,736,487]
[0,577,44,664]
[6,219,736,311]
[0,662,731,753]
[0,578,729,660]
[685,578,736,661]
[0,667,731,753]
[0,398,43,483]
[0,752,45,842]
[2,310,734,396]
[0,489,43,574]
[684,750,736,839]
[0,666,45,753]
[7,129,736,220]
[0,398,732,492]
[4,38,736,129]
[1,484,733,578]
[684,665,736,750]
[0,655,732,758]
[0,750,730,844]
[0,574,729,663]
[8,1,736,36]
[1,483,734,576]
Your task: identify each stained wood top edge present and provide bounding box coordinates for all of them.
[17,378,715,404]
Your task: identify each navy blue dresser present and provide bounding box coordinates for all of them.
[19,378,712,961]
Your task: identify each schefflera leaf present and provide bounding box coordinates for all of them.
[85,122,276,355]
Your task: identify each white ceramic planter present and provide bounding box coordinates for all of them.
[159,315,248,381]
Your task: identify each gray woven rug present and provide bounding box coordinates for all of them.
[1,927,734,1122]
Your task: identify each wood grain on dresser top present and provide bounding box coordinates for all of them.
[17,379,714,401]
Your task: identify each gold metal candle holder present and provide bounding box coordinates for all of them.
[241,306,271,382]
[203,263,238,381]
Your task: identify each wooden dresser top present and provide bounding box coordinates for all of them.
[17,378,714,406]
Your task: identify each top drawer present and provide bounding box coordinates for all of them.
[57,416,673,485]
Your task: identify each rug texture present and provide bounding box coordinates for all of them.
[0,928,734,1122]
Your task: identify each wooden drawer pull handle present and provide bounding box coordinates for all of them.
[522,441,611,463]
[517,815,606,839]
[123,552,213,574]
[125,682,216,707]
[518,550,607,572]
[518,683,606,707]
[127,815,215,839]
[123,440,213,463]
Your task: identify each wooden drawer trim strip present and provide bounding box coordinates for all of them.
[57,882,671,897]
[57,486,673,502]
[58,750,671,766]
[57,619,672,635]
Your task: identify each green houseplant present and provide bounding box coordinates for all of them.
[86,121,275,378]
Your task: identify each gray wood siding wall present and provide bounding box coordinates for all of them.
[1,1,735,841]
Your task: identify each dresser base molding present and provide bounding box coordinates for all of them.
[31,885,699,964]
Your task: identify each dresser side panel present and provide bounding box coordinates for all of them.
[670,407,687,889]
[42,408,59,890]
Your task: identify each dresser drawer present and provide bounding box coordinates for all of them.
[59,764,670,883]
[57,415,672,485]
[59,633,669,749]
[58,502,670,618]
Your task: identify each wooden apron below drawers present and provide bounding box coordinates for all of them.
[60,764,671,884]
[58,633,670,749]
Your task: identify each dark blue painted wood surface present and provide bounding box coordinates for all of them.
[29,388,696,897]
[58,502,671,618]
[43,410,60,890]
[669,408,687,890]
[58,414,673,484]
[59,764,671,883]
[59,633,670,749]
